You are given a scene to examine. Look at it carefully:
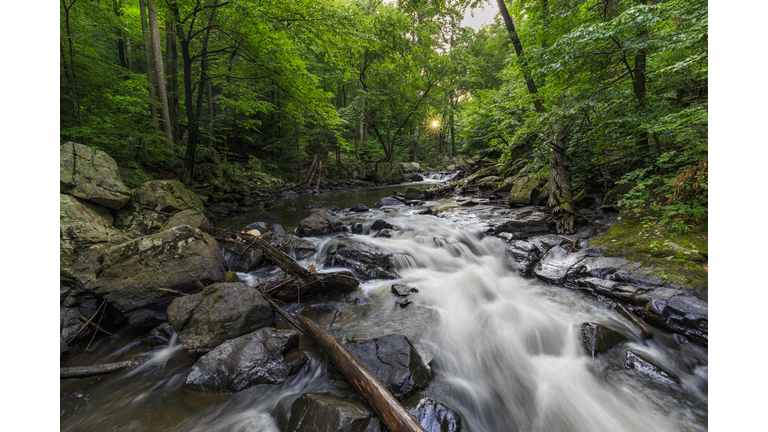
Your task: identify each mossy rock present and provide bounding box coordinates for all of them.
[406,187,422,194]
[507,176,547,205]
[60,142,131,210]
[131,180,205,212]
[591,210,708,301]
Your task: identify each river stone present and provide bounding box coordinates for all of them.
[221,240,265,273]
[130,180,204,213]
[167,282,274,354]
[272,234,318,261]
[297,209,348,237]
[532,246,591,285]
[281,191,299,199]
[324,240,399,280]
[352,223,363,234]
[345,334,432,399]
[300,200,321,209]
[184,327,306,392]
[507,176,547,206]
[402,394,462,432]
[625,350,679,385]
[580,323,628,357]
[468,206,551,234]
[143,322,175,348]
[506,240,542,276]
[245,221,269,232]
[370,219,395,232]
[161,209,211,232]
[405,172,424,182]
[391,284,418,297]
[377,197,405,207]
[285,393,382,432]
[475,176,501,189]
[60,142,131,210]
[90,225,227,327]
[350,203,369,212]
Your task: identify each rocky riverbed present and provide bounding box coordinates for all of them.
[61,143,707,432]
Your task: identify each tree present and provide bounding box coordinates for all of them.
[147,0,173,146]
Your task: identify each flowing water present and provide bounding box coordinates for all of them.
[60,182,708,432]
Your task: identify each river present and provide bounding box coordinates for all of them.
[60,178,708,432]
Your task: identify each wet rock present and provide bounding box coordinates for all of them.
[90,225,227,327]
[403,394,462,432]
[625,350,679,385]
[506,240,542,276]
[405,172,424,182]
[371,219,395,231]
[507,176,547,206]
[532,246,591,285]
[406,200,425,206]
[417,209,435,215]
[297,209,348,237]
[391,284,418,297]
[350,204,370,212]
[167,282,274,354]
[613,303,654,339]
[374,229,394,238]
[324,240,399,280]
[398,299,412,308]
[496,232,529,242]
[281,191,299,199]
[272,235,318,261]
[161,209,211,232]
[285,393,382,432]
[60,142,131,210]
[377,197,405,207]
[456,198,488,207]
[352,223,363,234]
[143,322,175,347]
[221,240,265,273]
[300,200,321,209]
[272,224,286,237]
[346,334,431,399]
[474,206,551,234]
[184,328,306,392]
[323,206,341,214]
[580,323,628,357]
[245,221,269,232]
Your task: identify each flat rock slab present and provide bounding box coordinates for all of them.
[459,205,552,234]
[286,393,382,432]
[345,334,432,400]
[167,282,274,354]
[184,327,306,392]
[60,142,131,210]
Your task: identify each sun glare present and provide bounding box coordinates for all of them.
[432,121,439,127]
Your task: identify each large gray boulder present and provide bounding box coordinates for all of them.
[184,327,306,392]
[271,234,318,261]
[296,209,348,237]
[90,225,227,327]
[167,282,274,354]
[286,393,382,432]
[130,179,204,212]
[345,334,431,400]
[161,209,211,231]
[115,180,206,234]
[60,142,131,210]
[324,240,399,280]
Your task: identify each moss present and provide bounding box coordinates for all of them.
[406,187,421,194]
[591,209,708,299]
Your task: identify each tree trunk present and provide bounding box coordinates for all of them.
[208,76,214,148]
[413,125,419,163]
[166,17,179,143]
[548,125,575,234]
[139,0,158,129]
[125,36,132,72]
[633,0,648,150]
[62,0,81,125]
[450,91,456,156]
[147,0,174,146]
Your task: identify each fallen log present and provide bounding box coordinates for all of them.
[202,226,310,277]
[614,303,654,339]
[423,183,455,199]
[61,359,146,379]
[265,270,360,301]
[263,297,425,432]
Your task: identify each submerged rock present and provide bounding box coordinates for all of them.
[184,327,306,392]
[167,282,274,354]
[60,142,131,210]
[285,393,382,432]
[580,323,628,357]
[324,240,399,280]
[346,334,432,399]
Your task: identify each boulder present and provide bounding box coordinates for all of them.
[475,176,501,189]
[625,350,679,385]
[401,162,421,172]
[405,172,424,182]
[350,204,369,212]
[130,180,204,213]
[507,176,547,206]
[402,394,462,432]
[184,327,307,392]
[478,206,552,234]
[456,198,488,207]
[474,164,502,178]
[60,194,125,252]
[324,240,399,280]
[143,322,176,348]
[494,177,517,193]
[167,282,274,354]
[60,142,131,210]
[285,393,382,432]
[370,219,395,232]
[532,247,593,285]
[281,191,299,199]
[345,334,431,399]
[506,240,542,276]
[377,197,405,207]
[352,223,363,234]
[245,221,269,232]
[221,240,265,273]
[272,235,318,261]
[580,323,628,357]
[297,209,348,237]
[161,209,211,231]
[391,284,418,297]
[90,225,227,327]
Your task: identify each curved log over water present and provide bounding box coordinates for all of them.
[61,360,145,379]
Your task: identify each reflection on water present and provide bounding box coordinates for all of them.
[61,184,707,432]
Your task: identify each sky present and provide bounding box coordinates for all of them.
[460,4,499,31]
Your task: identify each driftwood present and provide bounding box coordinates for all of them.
[423,183,455,199]
[262,296,426,432]
[61,360,146,379]
[67,301,106,344]
[202,226,310,277]
[79,316,117,337]
[614,303,654,339]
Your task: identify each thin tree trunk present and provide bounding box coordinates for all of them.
[208,77,214,148]
[62,0,81,125]
[450,91,456,156]
[148,0,173,146]
[548,124,575,234]
[633,0,648,150]
[139,0,158,129]
[166,18,179,143]
[413,125,419,163]
[125,36,132,72]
